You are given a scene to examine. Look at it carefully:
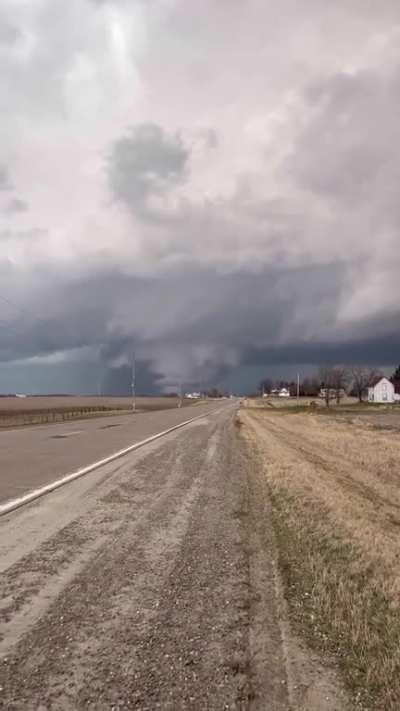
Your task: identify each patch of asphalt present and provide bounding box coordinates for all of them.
[0,407,292,709]
[0,408,224,517]
[0,402,220,505]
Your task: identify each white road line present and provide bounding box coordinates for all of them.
[0,407,226,518]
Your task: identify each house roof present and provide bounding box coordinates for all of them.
[368,376,390,388]
[367,376,400,394]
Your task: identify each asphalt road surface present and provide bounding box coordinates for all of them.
[0,403,217,505]
[0,405,292,710]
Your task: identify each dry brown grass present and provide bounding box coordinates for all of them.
[0,396,198,428]
[243,407,400,709]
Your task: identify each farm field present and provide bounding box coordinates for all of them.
[0,395,198,428]
[330,408,400,432]
[245,395,359,408]
[242,404,400,709]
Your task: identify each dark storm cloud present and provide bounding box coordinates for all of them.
[1,255,393,387]
[108,123,189,213]
[243,330,400,370]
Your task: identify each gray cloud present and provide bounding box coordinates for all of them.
[289,68,400,208]
[108,123,189,213]
[0,19,20,46]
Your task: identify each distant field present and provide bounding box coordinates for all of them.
[0,396,198,428]
[329,407,400,432]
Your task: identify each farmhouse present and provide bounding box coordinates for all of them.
[368,377,396,403]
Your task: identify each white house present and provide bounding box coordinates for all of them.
[368,377,395,404]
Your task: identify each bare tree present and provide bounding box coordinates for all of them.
[331,366,351,404]
[301,376,320,397]
[259,377,273,396]
[318,365,350,407]
[318,366,336,407]
[350,366,381,403]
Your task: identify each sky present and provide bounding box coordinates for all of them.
[1,0,400,394]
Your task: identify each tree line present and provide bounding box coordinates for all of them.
[259,364,400,407]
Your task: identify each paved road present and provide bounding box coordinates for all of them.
[0,405,291,710]
[0,403,218,504]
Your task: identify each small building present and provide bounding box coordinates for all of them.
[368,377,395,404]
[278,387,290,398]
[269,387,291,398]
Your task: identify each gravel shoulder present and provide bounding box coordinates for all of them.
[0,405,285,709]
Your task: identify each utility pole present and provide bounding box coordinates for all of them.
[297,372,300,403]
[131,353,136,412]
[178,380,183,408]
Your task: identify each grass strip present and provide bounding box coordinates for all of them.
[270,487,400,710]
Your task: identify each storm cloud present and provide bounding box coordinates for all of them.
[108,123,188,214]
[0,0,400,393]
